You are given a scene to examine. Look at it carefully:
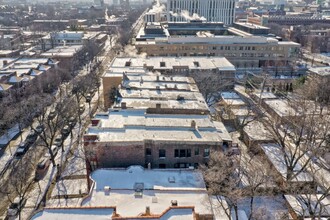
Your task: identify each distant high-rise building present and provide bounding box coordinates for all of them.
[94,0,105,6]
[167,0,235,25]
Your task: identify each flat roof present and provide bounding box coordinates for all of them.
[285,194,330,218]
[117,96,208,111]
[234,22,270,30]
[31,207,115,220]
[264,99,297,117]
[220,92,246,106]
[91,166,206,190]
[309,66,330,76]
[260,143,313,182]
[213,121,232,142]
[41,45,84,58]
[110,57,235,72]
[253,92,277,100]
[243,120,273,141]
[86,109,222,143]
[80,167,214,217]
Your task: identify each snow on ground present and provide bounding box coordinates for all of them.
[0,124,20,146]
[237,196,288,220]
[209,196,231,220]
[51,178,88,198]
[61,147,87,178]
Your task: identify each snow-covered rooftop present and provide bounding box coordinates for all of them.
[80,166,214,217]
[91,166,206,190]
[260,143,313,182]
[243,120,273,141]
[285,194,330,218]
[264,99,297,117]
[220,92,246,106]
[110,57,235,72]
[41,45,84,58]
[86,109,222,143]
[31,207,115,220]
[253,92,277,100]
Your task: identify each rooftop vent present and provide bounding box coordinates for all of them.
[104,186,110,195]
[168,176,175,183]
[177,95,184,101]
[171,200,178,206]
[152,196,158,203]
[125,61,131,67]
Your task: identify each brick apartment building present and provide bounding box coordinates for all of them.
[102,56,236,108]
[83,109,223,169]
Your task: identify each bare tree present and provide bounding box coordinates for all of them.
[202,152,242,220]
[0,156,37,220]
[262,97,329,185]
[191,72,233,107]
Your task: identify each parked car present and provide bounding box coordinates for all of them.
[35,157,51,181]
[53,135,63,147]
[7,197,26,218]
[68,117,77,128]
[48,109,56,120]
[26,130,37,144]
[61,125,70,137]
[35,124,45,134]
[14,142,29,158]
[85,93,91,103]
[79,104,85,114]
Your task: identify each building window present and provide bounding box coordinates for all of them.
[204,148,210,157]
[160,61,166,67]
[174,149,179,158]
[187,149,191,157]
[159,164,166,169]
[159,149,166,158]
[175,149,193,158]
[180,149,186,157]
[146,148,151,156]
[194,148,199,156]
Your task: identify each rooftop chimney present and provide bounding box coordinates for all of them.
[191,120,196,129]
[145,206,151,216]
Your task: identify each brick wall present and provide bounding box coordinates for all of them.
[84,141,221,169]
